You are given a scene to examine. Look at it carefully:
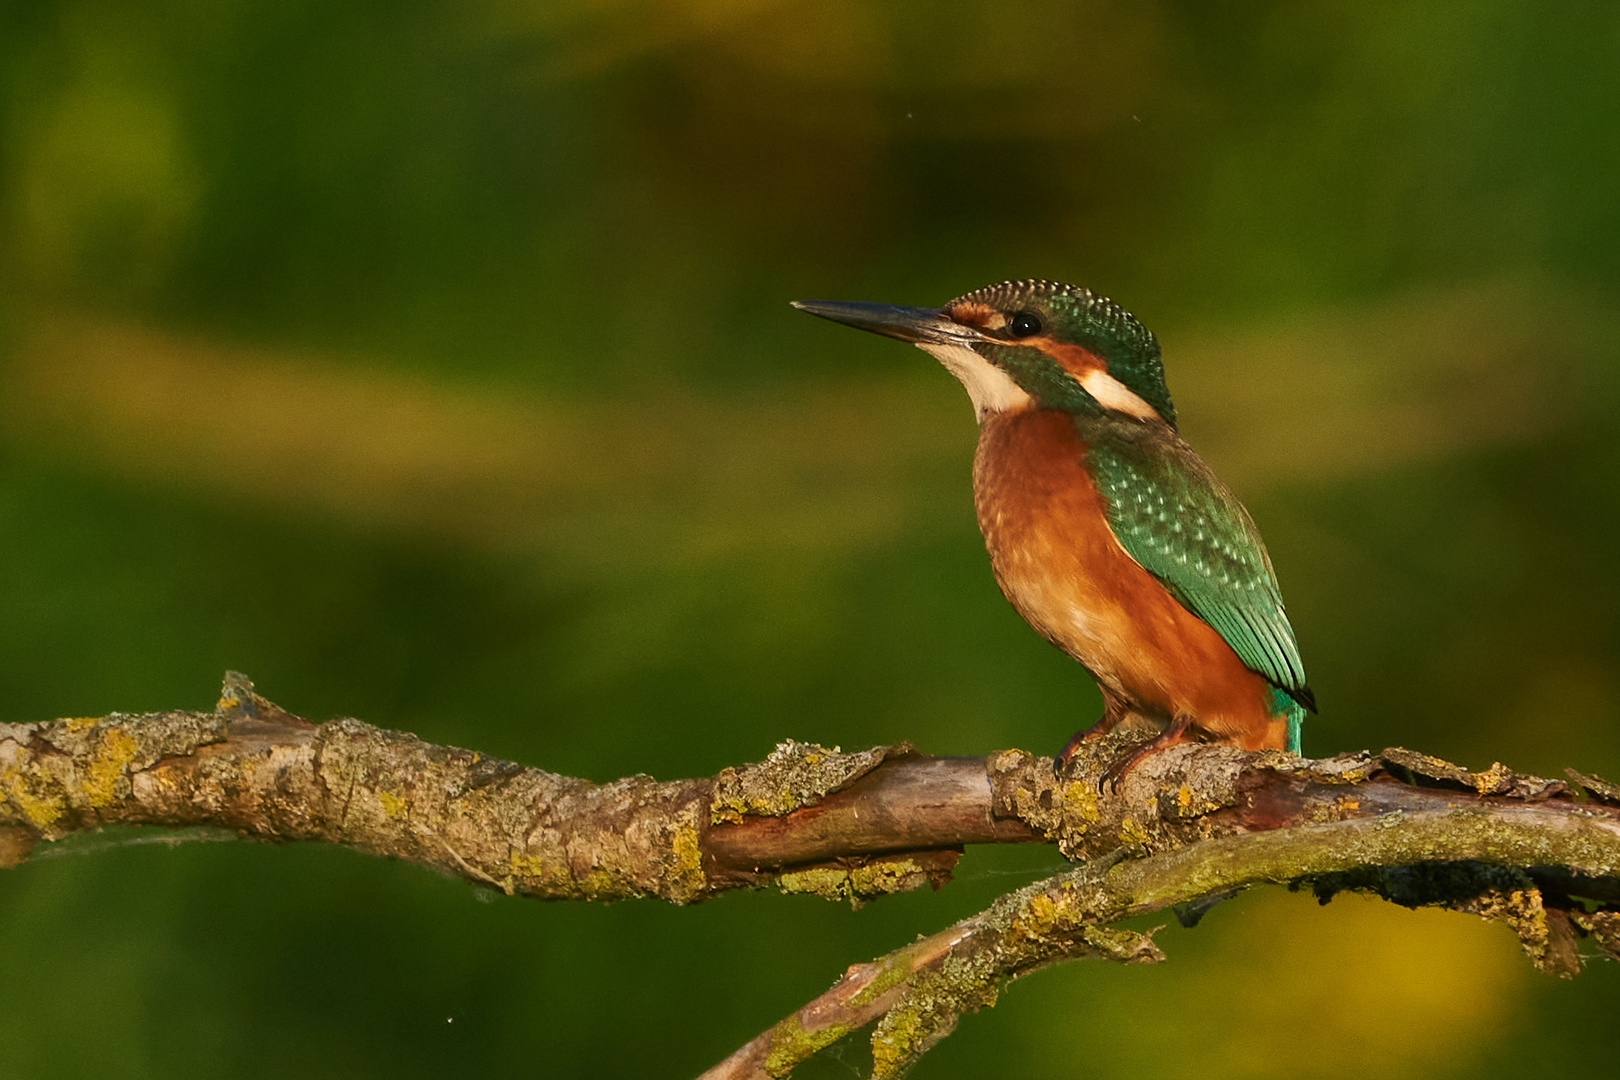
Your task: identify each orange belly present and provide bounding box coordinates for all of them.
[973,409,1286,750]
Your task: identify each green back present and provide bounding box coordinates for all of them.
[1084,419,1311,730]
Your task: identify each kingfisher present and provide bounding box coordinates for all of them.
[793,280,1313,772]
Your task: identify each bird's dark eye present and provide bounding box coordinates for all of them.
[1008,311,1043,338]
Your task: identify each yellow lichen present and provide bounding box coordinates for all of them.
[1014,891,1062,939]
[1061,780,1101,823]
[82,728,139,807]
[778,859,928,903]
[580,868,620,899]
[1119,817,1151,844]
[710,741,890,823]
[847,861,920,895]
[1475,885,1559,969]
[849,958,912,1007]
[376,790,409,819]
[507,851,576,895]
[764,1013,851,1077]
[667,819,708,902]
[508,852,545,876]
[1077,924,1158,962]
[871,965,986,1080]
[1472,762,1512,794]
[777,866,855,900]
[1,767,63,828]
[871,1003,927,1079]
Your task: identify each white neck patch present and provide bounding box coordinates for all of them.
[1077,368,1161,421]
[918,342,1032,423]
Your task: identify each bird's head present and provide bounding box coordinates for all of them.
[794,279,1175,427]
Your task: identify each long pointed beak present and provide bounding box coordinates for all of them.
[790,299,981,346]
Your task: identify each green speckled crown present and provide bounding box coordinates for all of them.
[952,279,1177,427]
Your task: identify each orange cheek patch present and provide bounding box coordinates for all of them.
[1025,338,1106,380]
[1022,338,1161,420]
[946,301,1006,331]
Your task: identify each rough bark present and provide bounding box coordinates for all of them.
[2,673,1617,1078]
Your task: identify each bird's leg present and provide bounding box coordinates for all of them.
[1101,712,1196,790]
[1057,696,1131,766]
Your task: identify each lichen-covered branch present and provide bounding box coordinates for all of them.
[0,673,970,903]
[704,741,1620,1077]
[698,844,1167,1080]
[1,674,1618,1079]
[711,799,1620,1079]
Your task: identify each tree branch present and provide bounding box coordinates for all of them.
[2,673,1617,1077]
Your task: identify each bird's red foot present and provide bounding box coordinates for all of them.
[1058,709,1130,768]
[1100,713,1195,791]
[1057,728,1088,767]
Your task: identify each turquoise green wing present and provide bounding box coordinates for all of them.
[1086,432,1312,719]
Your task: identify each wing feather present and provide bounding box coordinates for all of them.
[1086,430,1311,702]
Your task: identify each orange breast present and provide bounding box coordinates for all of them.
[973,409,1286,750]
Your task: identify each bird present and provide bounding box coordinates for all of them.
[792,279,1313,773]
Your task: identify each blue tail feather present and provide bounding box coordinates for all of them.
[1270,686,1305,755]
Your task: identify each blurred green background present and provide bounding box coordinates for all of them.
[2,0,1618,1076]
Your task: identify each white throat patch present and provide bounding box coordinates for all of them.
[918,343,1032,423]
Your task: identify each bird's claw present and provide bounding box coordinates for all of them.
[1095,713,1195,793]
